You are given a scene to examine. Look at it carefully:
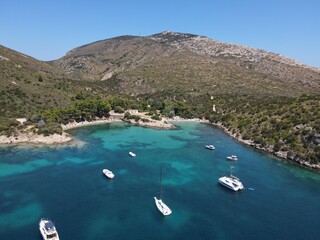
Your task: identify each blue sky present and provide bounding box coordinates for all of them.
[1,0,319,67]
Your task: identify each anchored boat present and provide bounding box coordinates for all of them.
[154,167,172,216]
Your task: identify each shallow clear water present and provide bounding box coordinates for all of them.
[0,122,319,240]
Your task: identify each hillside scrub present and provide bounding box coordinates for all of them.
[207,94,320,164]
[34,99,112,134]
[1,84,319,167]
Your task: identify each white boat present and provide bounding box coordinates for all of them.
[205,145,215,150]
[39,218,60,240]
[227,155,238,161]
[154,167,172,216]
[129,151,136,157]
[219,175,244,191]
[154,197,172,216]
[103,169,115,179]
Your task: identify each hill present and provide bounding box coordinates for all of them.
[1,32,320,168]
[51,31,320,97]
[0,44,118,115]
[0,45,111,135]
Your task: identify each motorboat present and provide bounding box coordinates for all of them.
[154,167,172,216]
[205,145,215,150]
[129,151,136,157]
[39,218,60,240]
[219,175,244,191]
[227,155,238,161]
[103,169,115,179]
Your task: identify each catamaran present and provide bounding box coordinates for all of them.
[219,161,244,191]
[154,167,172,216]
[219,175,244,191]
[39,218,60,240]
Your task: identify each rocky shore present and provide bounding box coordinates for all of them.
[0,131,73,145]
[212,122,320,171]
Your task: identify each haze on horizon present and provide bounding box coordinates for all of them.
[1,0,319,67]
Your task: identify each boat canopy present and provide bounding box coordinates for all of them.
[45,220,55,231]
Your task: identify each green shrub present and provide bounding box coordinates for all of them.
[114,106,125,113]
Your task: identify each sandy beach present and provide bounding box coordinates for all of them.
[126,111,209,129]
[61,117,123,130]
[167,116,210,124]
[127,119,175,129]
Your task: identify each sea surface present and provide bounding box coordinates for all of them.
[0,122,319,240]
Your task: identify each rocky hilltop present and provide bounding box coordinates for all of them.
[51,31,320,97]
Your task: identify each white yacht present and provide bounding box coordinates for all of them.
[227,155,238,161]
[154,167,172,216]
[205,145,215,150]
[219,175,244,191]
[129,151,136,157]
[103,169,115,179]
[39,218,60,240]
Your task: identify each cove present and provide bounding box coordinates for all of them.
[0,122,319,240]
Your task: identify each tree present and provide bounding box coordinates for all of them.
[114,105,125,113]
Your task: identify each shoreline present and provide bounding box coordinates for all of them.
[61,117,123,131]
[1,115,319,171]
[0,118,122,146]
[0,113,179,145]
[212,122,320,171]
[0,115,206,145]
[0,132,73,146]
[167,116,210,124]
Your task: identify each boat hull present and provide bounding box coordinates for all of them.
[227,155,238,161]
[205,145,215,150]
[129,152,136,157]
[103,169,115,179]
[154,197,172,216]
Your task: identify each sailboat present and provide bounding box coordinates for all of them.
[154,167,172,216]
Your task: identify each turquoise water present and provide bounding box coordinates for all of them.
[0,122,319,240]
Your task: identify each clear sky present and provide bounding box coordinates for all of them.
[1,0,319,67]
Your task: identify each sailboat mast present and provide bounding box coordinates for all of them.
[229,160,236,176]
[159,167,163,200]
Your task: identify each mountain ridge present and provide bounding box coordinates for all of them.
[50,31,320,97]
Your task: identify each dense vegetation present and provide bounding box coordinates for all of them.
[207,95,320,164]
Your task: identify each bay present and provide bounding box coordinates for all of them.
[0,122,319,240]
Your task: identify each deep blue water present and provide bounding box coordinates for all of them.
[0,122,319,240]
